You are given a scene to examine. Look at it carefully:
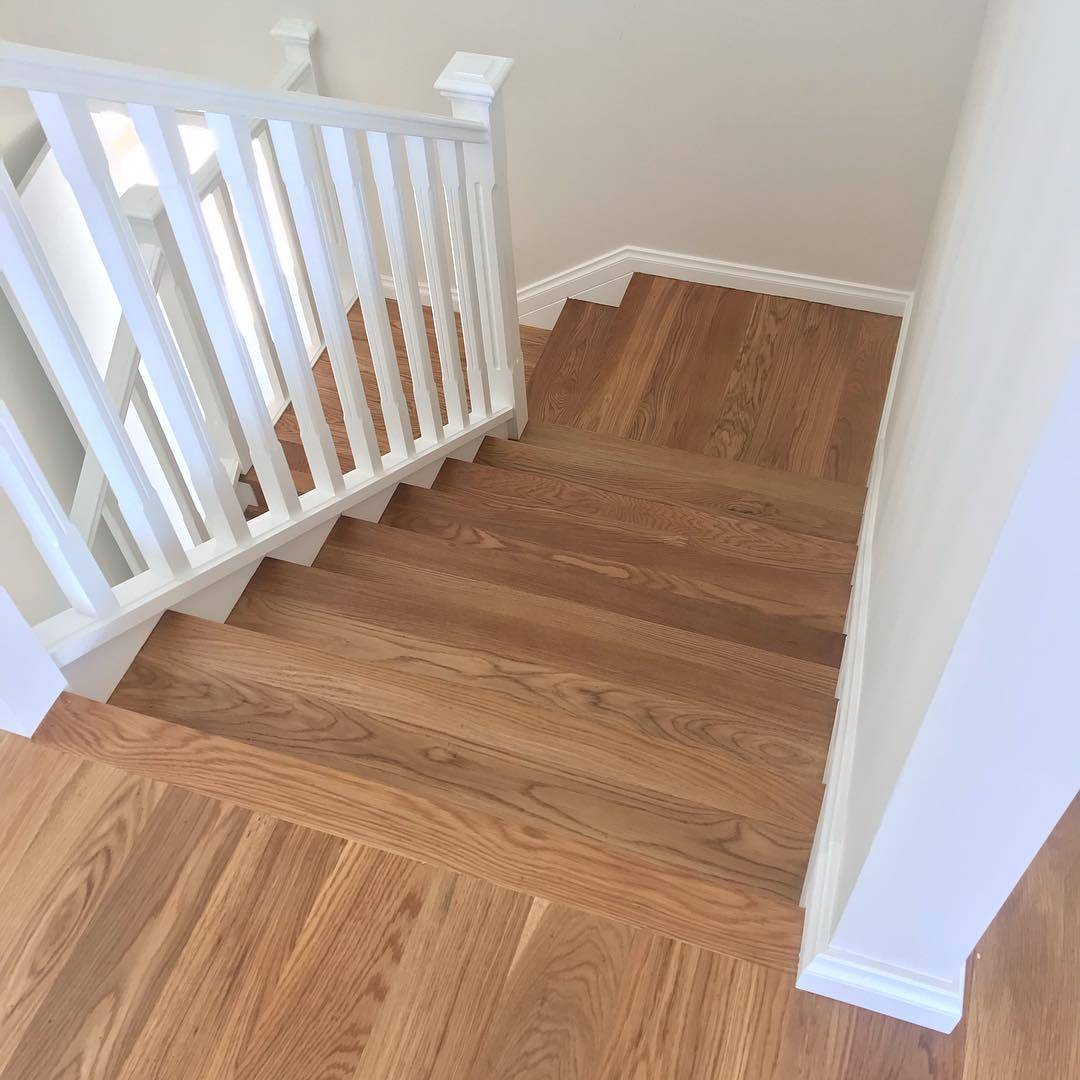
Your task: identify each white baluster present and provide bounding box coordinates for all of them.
[436,138,491,418]
[206,110,345,495]
[129,104,303,519]
[145,203,251,471]
[320,126,414,458]
[0,164,188,578]
[29,91,249,542]
[254,127,321,350]
[208,182,288,408]
[0,404,118,616]
[405,136,468,431]
[269,119,382,475]
[129,372,209,544]
[366,130,444,443]
[435,54,527,436]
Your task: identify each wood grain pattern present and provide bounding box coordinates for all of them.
[120,612,824,834]
[223,582,833,783]
[3,728,1074,1078]
[280,550,840,718]
[435,456,857,574]
[528,273,898,484]
[490,425,865,543]
[529,299,619,424]
[36,695,808,971]
[960,795,1080,1080]
[375,495,847,661]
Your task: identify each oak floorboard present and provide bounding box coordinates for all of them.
[0,736,163,1074]
[120,613,825,829]
[114,817,345,1080]
[36,694,807,972]
[234,844,430,1080]
[960,795,1080,1080]
[521,421,866,513]
[474,903,642,1080]
[355,869,534,1079]
[112,616,820,898]
[825,310,901,485]
[0,784,251,1080]
[593,934,791,1080]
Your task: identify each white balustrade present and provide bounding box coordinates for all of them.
[129,103,303,518]
[30,90,250,544]
[0,37,523,676]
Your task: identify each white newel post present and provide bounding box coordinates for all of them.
[0,588,66,737]
[435,53,528,438]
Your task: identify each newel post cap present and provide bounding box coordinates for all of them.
[270,18,319,49]
[435,52,514,103]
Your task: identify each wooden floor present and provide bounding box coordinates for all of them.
[2,728,1077,1078]
[531,276,899,484]
[3,275,1076,1077]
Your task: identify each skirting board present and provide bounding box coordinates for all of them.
[516,246,911,329]
[796,296,965,1034]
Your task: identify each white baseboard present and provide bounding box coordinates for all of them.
[516,246,911,328]
[798,947,965,1033]
[796,295,964,1033]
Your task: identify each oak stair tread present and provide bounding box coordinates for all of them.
[274,538,839,714]
[392,457,853,634]
[477,423,866,541]
[346,502,846,663]
[224,566,830,783]
[37,689,809,971]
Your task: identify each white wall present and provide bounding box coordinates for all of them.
[836,0,1080,934]
[0,0,987,292]
[833,354,1080,981]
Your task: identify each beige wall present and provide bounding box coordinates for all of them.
[1,0,986,289]
[837,0,1080,909]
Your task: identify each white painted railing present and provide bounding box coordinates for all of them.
[0,38,526,672]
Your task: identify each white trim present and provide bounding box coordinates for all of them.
[0,41,487,143]
[798,947,964,1033]
[796,295,965,1034]
[516,245,911,327]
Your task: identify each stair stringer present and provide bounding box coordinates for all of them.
[50,426,503,707]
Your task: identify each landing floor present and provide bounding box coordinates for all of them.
[1,729,1076,1078]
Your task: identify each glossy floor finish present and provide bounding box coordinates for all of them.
[2,727,1077,1078]
[4,276,1076,1077]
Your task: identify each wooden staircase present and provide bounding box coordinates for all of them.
[30,273,899,994]
[37,412,866,974]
